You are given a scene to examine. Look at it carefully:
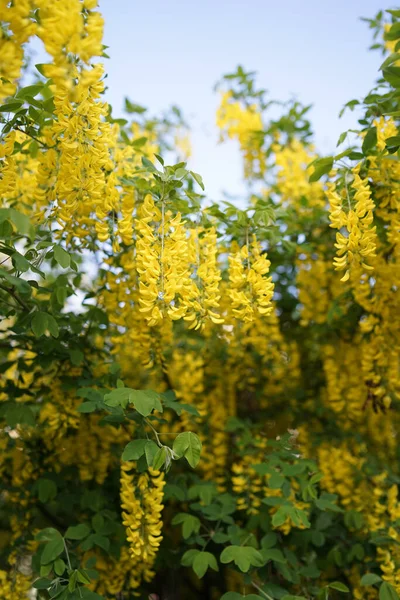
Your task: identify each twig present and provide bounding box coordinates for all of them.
[0,283,29,310]
[14,126,48,148]
[63,539,72,571]
[251,580,274,600]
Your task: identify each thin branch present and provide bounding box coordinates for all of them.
[14,126,48,148]
[0,283,29,310]
[251,581,274,600]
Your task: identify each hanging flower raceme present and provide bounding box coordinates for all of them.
[228,234,274,322]
[50,64,115,243]
[273,138,325,210]
[34,0,104,93]
[329,165,377,282]
[136,194,193,327]
[216,91,265,178]
[173,226,224,329]
[120,462,165,588]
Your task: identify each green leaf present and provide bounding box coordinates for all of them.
[142,156,158,171]
[383,66,400,88]
[190,170,205,190]
[16,83,43,98]
[32,312,48,337]
[38,479,57,503]
[308,157,333,182]
[35,63,48,76]
[92,514,104,533]
[6,208,35,237]
[181,549,200,567]
[192,551,218,578]
[263,583,290,599]
[311,530,325,547]
[261,548,286,564]
[65,524,91,540]
[124,98,147,114]
[220,545,264,572]
[145,440,159,467]
[77,569,91,584]
[33,578,53,590]
[282,463,306,476]
[380,582,400,600]
[69,570,78,592]
[35,528,62,542]
[54,245,70,268]
[70,349,84,365]
[5,403,35,427]
[315,497,343,512]
[0,100,24,112]
[309,472,324,484]
[162,393,200,416]
[152,446,168,470]
[11,251,30,272]
[104,387,131,408]
[122,439,147,461]
[90,534,110,552]
[328,582,349,593]
[41,537,64,564]
[0,268,31,295]
[220,595,264,600]
[46,314,59,338]
[80,590,104,600]
[337,131,348,146]
[54,558,66,576]
[269,472,285,489]
[40,563,52,577]
[130,389,163,416]
[362,127,377,155]
[175,168,188,179]
[361,574,382,586]
[281,596,307,600]
[172,513,201,539]
[272,506,288,527]
[173,431,202,468]
[261,532,277,549]
[385,135,400,152]
[77,402,98,413]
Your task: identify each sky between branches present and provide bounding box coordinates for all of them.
[101,1,386,200]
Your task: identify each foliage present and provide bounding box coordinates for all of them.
[1,2,400,600]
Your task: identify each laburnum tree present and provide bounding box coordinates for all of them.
[1,2,400,600]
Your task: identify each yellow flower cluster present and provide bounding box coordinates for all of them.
[216,91,265,178]
[0,569,31,599]
[273,139,325,210]
[228,236,274,322]
[88,547,146,597]
[120,462,165,589]
[329,165,377,282]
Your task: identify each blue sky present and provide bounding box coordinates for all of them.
[99,1,387,200]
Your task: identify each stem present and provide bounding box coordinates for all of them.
[343,171,352,212]
[246,227,250,271]
[0,255,11,267]
[14,126,48,148]
[251,581,274,600]
[145,418,162,446]
[160,195,165,296]
[63,539,72,571]
[245,226,253,297]
[0,283,29,310]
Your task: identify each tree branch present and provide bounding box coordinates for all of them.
[0,283,29,310]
